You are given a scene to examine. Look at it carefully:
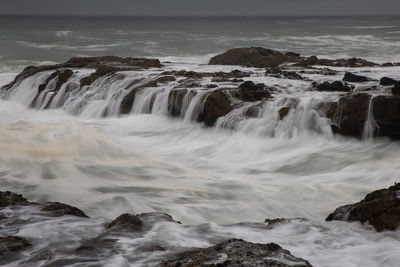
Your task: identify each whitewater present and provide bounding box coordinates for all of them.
[1,16,400,266]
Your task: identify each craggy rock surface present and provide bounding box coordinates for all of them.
[0,191,31,207]
[380,77,398,86]
[2,56,162,91]
[209,47,378,68]
[198,90,233,126]
[0,236,31,257]
[326,183,400,232]
[314,81,353,92]
[160,239,313,267]
[324,93,400,140]
[239,81,271,101]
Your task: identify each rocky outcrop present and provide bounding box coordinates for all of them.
[393,82,400,95]
[198,90,233,126]
[314,81,353,92]
[160,239,313,267]
[343,72,370,83]
[209,47,378,68]
[0,191,31,207]
[239,81,271,102]
[326,183,400,232]
[372,95,400,139]
[1,56,162,91]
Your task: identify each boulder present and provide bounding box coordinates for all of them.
[108,213,143,230]
[239,81,271,102]
[41,202,88,217]
[326,183,400,232]
[198,90,233,126]
[160,239,313,267]
[380,77,397,86]
[328,93,372,138]
[343,72,369,83]
[279,107,291,120]
[209,47,301,68]
[315,81,353,92]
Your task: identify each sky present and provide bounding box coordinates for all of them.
[0,0,399,16]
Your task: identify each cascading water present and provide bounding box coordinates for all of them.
[362,95,379,140]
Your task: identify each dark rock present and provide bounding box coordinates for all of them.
[239,81,271,102]
[0,236,31,256]
[205,84,218,89]
[392,82,400,95]
[198,90,233,126]
[372,95,400,139]
[209,47,301,68]
[343,72,369,83]
[326,183,400,231]
[160,239,313,267]
[279,107,291,120]
[380,77,397,86]
[328,93,372,138]
[315,81,353,92]
[155,76,176,83]
[41,202,88,217]
[0,191,31,207]
[119,79,145,114]
[282,71,304,80]
[2,56,162,91]
[80,66,121,87]
[167,89,195,117]
[108,213,143,230]
[296,56,377,68]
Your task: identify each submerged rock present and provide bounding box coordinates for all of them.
[279,107,292,120]
[0,236,31,256]
[160,239,313,267]
[107,213,143,230]
[41,202,88,217]
[343,72,370,83]
[326,183,400,232]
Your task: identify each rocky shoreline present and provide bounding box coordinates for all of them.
[1,183,399,265]
[1,47,400,140]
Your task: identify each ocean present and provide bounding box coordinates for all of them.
[0,15,400,266]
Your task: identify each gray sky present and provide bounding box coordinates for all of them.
[1,0,399,16]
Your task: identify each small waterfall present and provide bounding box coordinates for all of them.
[183,90,209,122]
[362,96,379,140]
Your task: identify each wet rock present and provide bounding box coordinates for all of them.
[155,75,176,83]
[392,82,400,95]
[279,107,291,120]
[326,183,400,232]
[380,77,398,86]
[372,95,400,140]
[0,191,31,207]
[315,81,353,92]
[296,56,377,68]
[343,72,369,83]
[108,213,143,230]
[2,56,162,91]
[282,71,303,80]
[209,47,301,68]
[119,80,145,114]
[239,81,271,102]
[328,93,372,138]
[160,239,313,267]
[0,236,31,256]
[41,202,88,217]
[198,90,233,126]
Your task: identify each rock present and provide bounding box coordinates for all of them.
[315,81,353,92]
[155,76,176,83]
[41,202,88,217]
[160,239,313,267]
[343,72,369,83]
[279,107,291,120]
[282,71,304,80]
[380,77,398,86]
[392,82,400,95]
[328,93,372,138]
[0,236,31,256]
[2,56,162,91]
[326,183,400,231]
[108,213,143,230]
[372,95,400,139]
[0,191,31,207]
[209,47,301,68]
[198,90,233,126]
[296,57,377,68]
[239,81,271,102]
[119,79,145,114]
